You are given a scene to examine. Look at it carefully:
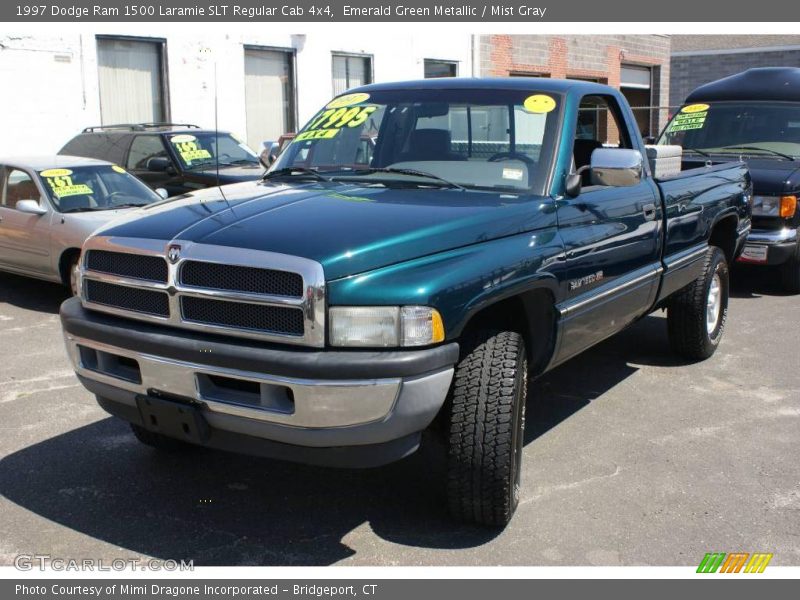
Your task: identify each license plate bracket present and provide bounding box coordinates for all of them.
[136,394,209,444]
[738,244,768,264]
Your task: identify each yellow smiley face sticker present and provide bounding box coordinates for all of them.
[523,94,557,114]
[681,103,710,114]
[326,93,371,109]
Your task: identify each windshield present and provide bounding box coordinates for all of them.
[270,88,562,193]
[39,165,161,212]
[167,132,260,170]
[658,102,800,159]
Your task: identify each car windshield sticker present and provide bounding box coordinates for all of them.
[294,105,378,143]
[523,94,556,114]
[681,103,710,114]
[170,134,212,163]
[667,109,709,133]
[326,92,370,109]
[502,167,524,181]
[112,165,127,174]
[41,171,93,197]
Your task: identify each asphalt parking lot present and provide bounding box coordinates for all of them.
[0,267,798,567]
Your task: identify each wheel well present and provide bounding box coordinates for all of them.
[58,248,81,286]
[709,216,738,265]
[458,289,557,377]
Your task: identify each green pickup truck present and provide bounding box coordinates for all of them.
[59,78,751,526]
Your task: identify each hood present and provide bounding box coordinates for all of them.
[188,164,264,184]
[91,181,553,280]
[742,159,800,195]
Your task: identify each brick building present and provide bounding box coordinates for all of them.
[478,35,672,137]
[670,35,800,106]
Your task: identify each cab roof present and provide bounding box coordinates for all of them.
[0,155,114,170]
[685,67,800,103]
[350,76,615,96]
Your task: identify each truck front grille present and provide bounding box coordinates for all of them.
[78,239,326,347]
[180,261,303,297]
[181,296,304,336]
[85,250,168,283]
[84,279,170,317]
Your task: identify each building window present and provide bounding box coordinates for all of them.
[510,71,550,78]
[244,47,296,149]
[96,37,168,125]
[424,59,458,78]
[620,64,654,137]
[332,53,372,96]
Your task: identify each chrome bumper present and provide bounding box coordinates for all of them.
[64,333,454,445]
[746,227,797,245]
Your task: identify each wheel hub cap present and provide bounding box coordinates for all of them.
[706,273,721,334]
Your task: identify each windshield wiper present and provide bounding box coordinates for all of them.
[219,159,260,167]
[333,167,466,190]
[110,202,150,208]
[262,167,330,182]
[718,146,796,160]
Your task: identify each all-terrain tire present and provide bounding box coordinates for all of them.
[667,246,729,360]
[446,329,527,527]
[130,423,192,451]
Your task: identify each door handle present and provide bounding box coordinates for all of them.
[642,203,657,221]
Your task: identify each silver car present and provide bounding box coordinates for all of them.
[0,156,165,294]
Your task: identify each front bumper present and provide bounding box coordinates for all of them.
[737,227,798,266]
[60,298,458,467]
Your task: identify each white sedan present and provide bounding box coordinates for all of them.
[0,156,166,294]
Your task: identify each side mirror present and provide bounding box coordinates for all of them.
[155,187,169,200]
[590,148,643,187]
[147,157,173,173]
[16,199,47,215]
[259,142,280,169]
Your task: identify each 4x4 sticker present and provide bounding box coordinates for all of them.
[295,105,378,142]
[523,94,556,114]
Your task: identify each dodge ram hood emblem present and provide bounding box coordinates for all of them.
[167,244,181,263]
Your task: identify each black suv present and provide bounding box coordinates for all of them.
[60,123,264,196]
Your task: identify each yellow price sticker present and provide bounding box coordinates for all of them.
[681,103,710,114]
[112,165,126,174]
[326,93,370,109]
[40,168,73,177]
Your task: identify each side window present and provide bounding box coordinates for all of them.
[127,136,168,170]
[2,169,41,210]
[573,95,634,182]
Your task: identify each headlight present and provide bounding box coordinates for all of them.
[329,306,445,347]
[751,195,781,216]
[751,195,797,218]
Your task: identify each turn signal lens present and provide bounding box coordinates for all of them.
[780,195,797,218]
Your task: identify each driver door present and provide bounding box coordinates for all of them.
[0,166,54,275]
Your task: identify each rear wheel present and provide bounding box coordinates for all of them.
[667,246,729,360]
[780,242,800,294]
[445,329,527,527]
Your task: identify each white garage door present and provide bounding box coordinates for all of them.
[244,48,295,150]
[97,38,166,125]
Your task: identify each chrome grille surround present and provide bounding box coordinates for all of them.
[79,236,326,347]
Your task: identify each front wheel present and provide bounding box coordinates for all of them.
[445,329,527,527]
[667,246,729,360]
